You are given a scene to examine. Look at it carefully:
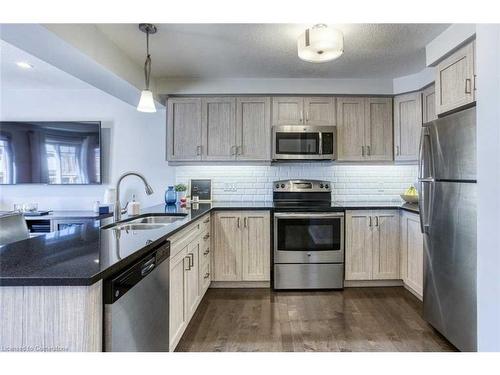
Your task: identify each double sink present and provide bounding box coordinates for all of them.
[102,214,188,231]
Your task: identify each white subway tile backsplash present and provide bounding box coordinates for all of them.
[175,164,418,202]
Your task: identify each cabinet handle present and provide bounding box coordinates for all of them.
[300,110,304,123]
[203,217,210,224]
[366,145,371,156]
[203,248,210,256]
[237,217,240,228]
[188,253,194,268]
[306,110,309,123]
[196,145,202,156]
[369,216,372,228]
[184,256,191,271]
[361,146,365,157]
[203,233,210,240]
[465,78,472,94]
[204,272,210,279]
[396,146,400,156]
[473,75,477,91]
[244,217,247,227]
[230,145,236,155]
[237,145,242,155]
[375,216,379,227]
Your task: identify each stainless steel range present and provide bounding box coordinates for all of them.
[273,179,344,290]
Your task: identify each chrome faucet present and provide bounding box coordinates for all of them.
[114,172,154,222]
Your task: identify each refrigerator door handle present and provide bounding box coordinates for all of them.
[418,126,433,234]
[418,126,433,180]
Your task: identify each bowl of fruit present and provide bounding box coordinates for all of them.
[400,186,419,203]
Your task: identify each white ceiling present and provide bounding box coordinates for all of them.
[96,23,449,80]
[0,40,92,90]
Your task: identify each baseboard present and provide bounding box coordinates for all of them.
[344,279,403,287]
[403,283,423,301]
[210,281,270,288]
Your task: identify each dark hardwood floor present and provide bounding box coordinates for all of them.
[175,287,456,352]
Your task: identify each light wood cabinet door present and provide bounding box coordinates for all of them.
[272,97,304,125]
[241,211,270,281]
[304,97,335,125]
[185,239,200,318]
[345,210,374,280]
[400,211,424,298]
[364,97,393,161]
[169,248,188,349]
[167,98,202,161]
[336,97,366,161]
[236,97,271,161]
[213,212,242,281]
[372,210,400,280]
[422,84,437,123]
[394,92,422,161]
[201,97,237,160]
[435,41,475,115]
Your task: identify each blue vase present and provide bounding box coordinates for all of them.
[165,186,177,205]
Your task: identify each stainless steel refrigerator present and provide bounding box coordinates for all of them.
[418,106,477,352]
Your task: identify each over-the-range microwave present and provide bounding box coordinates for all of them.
[272,125,337,161]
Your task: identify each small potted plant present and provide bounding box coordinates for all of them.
[175,183,188,202]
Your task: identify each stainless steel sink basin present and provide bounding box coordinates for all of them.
[101,214,187,231]
[128,216,186,225]
[112,223,166,231]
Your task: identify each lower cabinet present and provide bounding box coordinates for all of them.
[345,210,400,281]
[169,214,211,351]
[400,210,424,299]
[213,211,270,282]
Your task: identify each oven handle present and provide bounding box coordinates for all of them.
[274,212,345,219]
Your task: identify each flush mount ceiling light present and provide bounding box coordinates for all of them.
[137,23,157,113]
[297,24,344,63]
[16,61,34,69]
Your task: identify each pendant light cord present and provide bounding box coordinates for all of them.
[144,30,151,90]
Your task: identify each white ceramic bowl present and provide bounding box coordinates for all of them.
[400,194,419,203]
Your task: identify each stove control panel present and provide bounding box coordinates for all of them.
[273,179,332,193]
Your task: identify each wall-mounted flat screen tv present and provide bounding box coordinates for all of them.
[0,121,101,185]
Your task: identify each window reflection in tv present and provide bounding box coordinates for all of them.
[0,121,101,184]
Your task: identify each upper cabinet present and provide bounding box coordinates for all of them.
[435,41,476,115]
[236,97,271,161]
[167,96,271,162]
[202,97,237,161]
[337,97,393,162]
[393,92,422,162]
[167,98,203,161]
[272,96,335,126]
[422,84,437,123]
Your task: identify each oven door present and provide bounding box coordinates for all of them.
[274,212,344,263]
[272,126,334,160]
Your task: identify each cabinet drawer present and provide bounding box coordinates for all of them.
[200,243,211,267]
[200,261,211,292]
[169,222,203,258]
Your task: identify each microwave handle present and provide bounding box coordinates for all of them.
[318,132,323,155]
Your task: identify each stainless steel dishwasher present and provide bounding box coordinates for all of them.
[104,239,170,352]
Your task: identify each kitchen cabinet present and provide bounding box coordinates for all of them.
[236,97,271,160]
[400,211,424,299]
[304,97,335,125]
[169,214,211,351]
[422,84,437,123]
[167,98,202,161]
[435,41,475,115]
[272,96,335,126]
[337,97,393,161]
[364,97,393,161]
[394,92,422,162]
[336,97,366,161]
[213,210,270,282]
[272,97,304,125]
[202,97,237,161]
[345,210,399,280]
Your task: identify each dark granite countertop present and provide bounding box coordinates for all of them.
[0,210,113,220]
[0,200,418,286]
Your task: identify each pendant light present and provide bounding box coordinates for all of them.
[137,23,157,113]
[297,24,344,63]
